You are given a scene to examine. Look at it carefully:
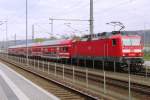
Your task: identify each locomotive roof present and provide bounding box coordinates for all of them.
[9,39,72,49]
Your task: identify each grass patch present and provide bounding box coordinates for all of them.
[144,52,150,60]
[144,56,150,60]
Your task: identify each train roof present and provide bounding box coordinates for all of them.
[9,39,72,49]
[82,31,141,39]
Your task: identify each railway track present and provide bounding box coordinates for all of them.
[31,56,150,78]
[0,55,150,100]
[132,71,150,77]
[6,54,150,77]
[0,58,99,100]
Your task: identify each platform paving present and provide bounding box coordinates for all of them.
[0,62,59,100]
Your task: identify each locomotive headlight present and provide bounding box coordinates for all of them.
[134,49,141,52]
[123,49,130,53]
[123,53,127,56]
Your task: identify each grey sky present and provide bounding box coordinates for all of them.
[0,0,150,40]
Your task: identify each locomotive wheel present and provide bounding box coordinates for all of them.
[120,64,128,72]
[122,66,129,72]
[132,64,142,72]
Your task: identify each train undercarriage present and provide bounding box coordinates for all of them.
[7,53,144,72]
[120,57,144,72]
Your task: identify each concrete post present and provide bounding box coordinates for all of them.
[34,59,35,69]
[93,59,95,69]
[104,71,106,94]
[103,61,105,71]
[43,61,44,72]
[20,57,22,63]
[48,62,50,74]
[127,61,131,100]
[73,66,75,82]
[63,64,64,79]
[86,69,88,87]
[55,63,56,76]
[129,75,131,100]
[145,65,148,78]
[38,60,39,70]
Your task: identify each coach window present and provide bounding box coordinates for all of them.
[112,39,117,46]
[63,47,68,52]
[60,47,63,51]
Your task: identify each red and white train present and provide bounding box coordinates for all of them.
[8,31,144,72]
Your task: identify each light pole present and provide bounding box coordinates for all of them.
[49,18,54,35]
[90,0,94,36]
[14,34,16,46]
[26,0,29,66]
[127,60,131,100]
[32,24,34,42]
[0,21,8,56]
[143,22,146,48]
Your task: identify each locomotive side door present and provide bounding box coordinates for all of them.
[104,39,109,60]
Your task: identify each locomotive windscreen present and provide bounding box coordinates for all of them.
[123,38,141,46]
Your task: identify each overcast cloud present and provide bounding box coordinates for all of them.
[0,0,150,40]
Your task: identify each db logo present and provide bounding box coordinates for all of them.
[88,46,91,50]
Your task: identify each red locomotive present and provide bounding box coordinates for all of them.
[8,31,144,72]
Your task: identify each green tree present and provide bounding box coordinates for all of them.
[34,38,45,42]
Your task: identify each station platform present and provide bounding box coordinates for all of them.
[0,62,59,100]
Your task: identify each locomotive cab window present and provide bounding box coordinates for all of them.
[112,39,117,46]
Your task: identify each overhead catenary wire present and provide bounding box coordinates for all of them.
[1,0,149,41]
